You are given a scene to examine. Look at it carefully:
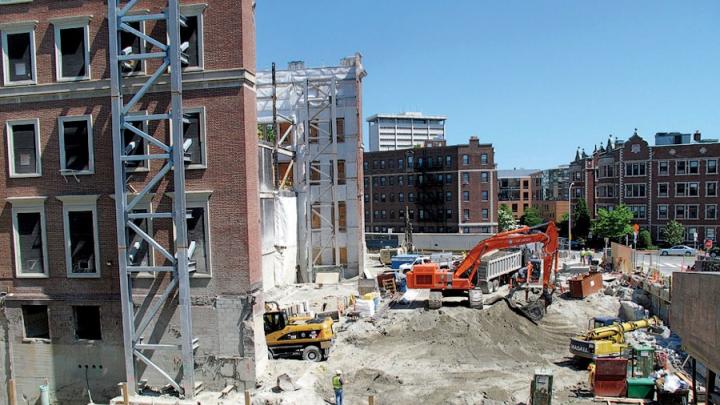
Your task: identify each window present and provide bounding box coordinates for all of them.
[463,191,470,202]
[407,156,413,167]
[179,5,205,69]
[706,182,717,197]
[462,173,469,184]
[380,160,386,169]
[59,115,94,174]
[658,161,669,176]
[446,209,452,219]
[408,175,415,185]
[398,176,403,186]
[463,227,470,233]
[482,190,489,201]
[173,193,213,275]
[446,155,452,167]
[6,119,41,177]
[59,195,100,277]
[2,23,37,85]
[389,176,395,186]
[687,205,699,220]
[408,192,415,202]
[708,159,718,174]
[416,158,422,168]
[446,191,452,202]
[335,118,345,143]
[480,153,488,165]
[446,174,452,183]
[398,192,404,202]
[9,197,49,278]
[418,209,425,220]
[624,183,645,198]
[363,161,368,171]
[381,193,386,202]
[687,227,699,242]
[628,205,646,220]
[126,197,153,268]
[688,182,699,197]
[52,17,91,81]
[481,172,489,183]
[707,227,716,241]
[675,205,685,219]
[364,194,369,203]
[183,107,207,168]
[625,162,646,176]
[657,183,669,198]
[123,114,149,171]
[462,154,469,165]
[120,21,144,74]
[481,208,488,219]
[73,306,101,340]
[675,183,686,197]
[688,160,700,174]
[335,160,345,185]
[398,159,404,169]
[310,161,321,185]
[338,202,347,231]
[657,205,668,220]
[372,160,378,169]
[22,305,50,340]
[676,160,686,175]
[463,209,470,221]
[707,204,717,220]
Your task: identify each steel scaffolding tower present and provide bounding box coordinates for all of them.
[108,0,196,398]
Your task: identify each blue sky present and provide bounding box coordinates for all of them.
[256,1,720,169]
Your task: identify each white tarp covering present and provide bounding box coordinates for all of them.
[261,195,298,290]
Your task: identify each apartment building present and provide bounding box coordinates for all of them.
[0,0,261,402]
[367,112,446,151]
[364,137,497,234]
[497,169,538,219]
[571,131,720,244]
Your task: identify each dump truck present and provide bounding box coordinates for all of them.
[475,250,523,293]
[264,302,334,362]
[569,316,662,359]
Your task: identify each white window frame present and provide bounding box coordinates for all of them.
[178,3,207,72]
[1,21,38,86]
[628,205,646,220]
[705,204,717,220]
[658,160,669,176]
[8,197,49,278]
[51,16,92,82]
[58,115,94,175]
[657,204,669,220]
[167,191,213,277]
[624,183,645,198]
[686,204,699,220]
[706,181,718,198]
[5,118,41,178]
[688,159,700,175]
[657,182,669,198]
[675,182,688,197]
[119,16,146,77]
[124,112,150,172]
[674,204,686,220]
[110,193,155,275]
[58,195,100,278]
[707,159,718,175]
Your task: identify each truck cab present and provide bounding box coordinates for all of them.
[399,256,432,273]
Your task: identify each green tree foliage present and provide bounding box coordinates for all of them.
[498,204,517,231]
[572,198,591,240]
[591,204,634,242]
[520,207,543,227]
[662,220,685,246]
[638,229,652,249]
[556,213,570,238]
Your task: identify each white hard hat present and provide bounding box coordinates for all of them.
[336,370,342,375]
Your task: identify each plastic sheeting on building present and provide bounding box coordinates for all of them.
[261,195,298,290]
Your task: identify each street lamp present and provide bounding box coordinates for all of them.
[568,182,575,251]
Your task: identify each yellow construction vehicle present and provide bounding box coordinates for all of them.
[570,316,662,359]
[264,301,334,362]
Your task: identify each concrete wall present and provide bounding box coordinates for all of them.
[670,272,720,374]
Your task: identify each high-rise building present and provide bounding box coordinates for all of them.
[364,137,497,234]
[367,112,446,151]
[0,0,262,402]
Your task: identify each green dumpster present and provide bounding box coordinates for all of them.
[633,345,655,377]
[627,377,655,399]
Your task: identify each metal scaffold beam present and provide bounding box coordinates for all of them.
[108,0,196,398]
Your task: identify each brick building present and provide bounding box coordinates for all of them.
[0,0,261,403]
[364,137,497,234]
[571,131,720,244]
[497,169,537,220]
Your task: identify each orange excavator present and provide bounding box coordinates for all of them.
[406,222,559,321]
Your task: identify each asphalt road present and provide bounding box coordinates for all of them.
[634,252,697,275]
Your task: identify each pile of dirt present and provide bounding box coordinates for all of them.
[255,293,620,404]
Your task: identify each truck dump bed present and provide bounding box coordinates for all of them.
[477,250,523,281]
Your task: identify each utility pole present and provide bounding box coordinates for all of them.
[568,182,575,252]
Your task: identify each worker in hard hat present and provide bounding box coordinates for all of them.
[332,369,345,405]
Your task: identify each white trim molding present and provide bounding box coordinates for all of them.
[1,21,38,86]
[5,118,41,177]
[7,196,48,278]
[51,16,92,82]
[57,194,100,278]
[58,114,94,175]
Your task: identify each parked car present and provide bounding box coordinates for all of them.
[708,247,720,257]
[659,245,696,256]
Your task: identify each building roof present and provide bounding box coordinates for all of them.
[367,112,448,122]
[497,169,539,178]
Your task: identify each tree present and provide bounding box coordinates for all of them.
[520,207,543,227]
[498,204,517,231]
[572,198,591,240]
[638,229,652,249]
[662,220,685,246]
[557,213,570,238]
[591,204,634,242]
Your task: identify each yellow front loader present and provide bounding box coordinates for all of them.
[570,316,662,359]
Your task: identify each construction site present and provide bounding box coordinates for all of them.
[0,1,719,405]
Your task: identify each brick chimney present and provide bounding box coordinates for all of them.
[469,136,479,147]
[693,130,702,142]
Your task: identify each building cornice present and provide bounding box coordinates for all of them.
[0,68,256,105]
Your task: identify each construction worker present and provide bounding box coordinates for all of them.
[332,370,345,405]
